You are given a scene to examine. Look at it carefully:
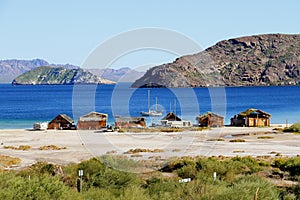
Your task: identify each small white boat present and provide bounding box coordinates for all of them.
[33,122,48,130]
[141,110,163,117]
[140,90,162,117]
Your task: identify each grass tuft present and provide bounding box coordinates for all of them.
[229,139,246,142]
[39,145,66,150]
[4,145,31,150]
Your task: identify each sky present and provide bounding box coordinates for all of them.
[0,0,299,69]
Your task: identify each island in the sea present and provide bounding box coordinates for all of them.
[12,66,115,85]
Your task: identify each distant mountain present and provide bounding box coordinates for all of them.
[132,33,300,88]
[87,67,144,82]
[0,59,144,83]
[12,66,115,85]
[0,59,78,83]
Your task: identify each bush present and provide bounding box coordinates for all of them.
[144,177,179,199]
[284,123,300,133]
[88,168,139,190]
[77,158,105,181]
[0,173,73,199]
[221,175,279,200]
[231,156,262,174]
[274,157,300,177]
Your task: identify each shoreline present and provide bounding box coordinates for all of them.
[0,125,299,169]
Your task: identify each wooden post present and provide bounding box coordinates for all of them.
[254,187,259,200]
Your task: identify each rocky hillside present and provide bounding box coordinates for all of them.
[12,66,115,85]
[87,67,144,82]
[0,59,78,83]
[132,34,300,87]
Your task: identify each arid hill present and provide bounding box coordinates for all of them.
[132,34,300,87]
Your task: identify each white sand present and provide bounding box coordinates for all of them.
[0,126,299,169]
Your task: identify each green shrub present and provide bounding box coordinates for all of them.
[162,157,196,172]
[0,173,73,199]
[144,177,179,199]
[231,156,262,174]
[283,123,300,133]
[88,167,139,190]
[177,164,198,179]
[77,158,105,181]
[274,157,300,176]
[221,175,279,200]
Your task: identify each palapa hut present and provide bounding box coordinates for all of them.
[161,112,192,128]
[48,114,74,130]
[161,112,182,121]
[196,112,224,127]
[230,108,271,127]
[77,112,108,130]
[115,116,146,128]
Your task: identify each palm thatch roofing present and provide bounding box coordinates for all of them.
[79,112,108,122]
[50,114,74,124]
[238,108,271,117]
[162,112,182,121]
[196,112,224,120]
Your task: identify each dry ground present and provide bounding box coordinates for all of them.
[0,125,299,169]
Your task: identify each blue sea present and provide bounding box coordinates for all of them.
[0,83,299,129]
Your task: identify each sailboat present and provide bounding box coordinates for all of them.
[140,90,163,117]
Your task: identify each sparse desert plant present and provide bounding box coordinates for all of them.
[124,148,164,154]
[229,139,246,142]
[4,145,31,150]
[172,149,181,152]
[233,150,245,153]
[0,155,21,167]
[131,154,143,158]
[152,149,164,153]
[257,136,274,139]
[106,150,117,154]
[207,138,225,141]
[160,128,180,132]
[39,145,66,150]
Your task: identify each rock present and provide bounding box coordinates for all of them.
[132,33,300,88]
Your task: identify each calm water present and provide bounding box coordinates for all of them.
[0,83,299,129]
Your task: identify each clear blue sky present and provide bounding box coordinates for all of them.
[0,0,299,68]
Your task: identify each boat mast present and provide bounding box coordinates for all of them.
[174,99,176,115]
[148,89,150,112]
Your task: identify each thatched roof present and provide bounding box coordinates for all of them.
[196,112,224,120]
[238,108,271,117]
[162,112,181,121]
[50,114,74,124]
[79,111,108,122]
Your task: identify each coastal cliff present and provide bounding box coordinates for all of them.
[12,66,115,85]
[132,34,300,87]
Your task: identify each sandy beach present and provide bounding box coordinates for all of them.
[0,125,299,169]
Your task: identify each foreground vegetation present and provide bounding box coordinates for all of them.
[1,155,300,199]
[284,122,300,133]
